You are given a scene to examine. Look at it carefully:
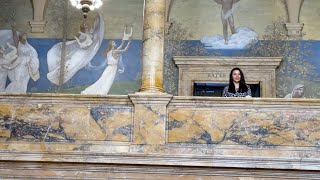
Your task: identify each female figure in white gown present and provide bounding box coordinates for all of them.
[81,33,131,95]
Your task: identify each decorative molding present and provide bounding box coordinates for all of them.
[0,148,319,170]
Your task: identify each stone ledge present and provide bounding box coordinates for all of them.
[0,93,133,105]
[0,144,319,170]
[169,96,320,109]
[0,162,319,179]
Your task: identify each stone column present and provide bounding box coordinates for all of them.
[30,0,48,33]
[140,0,166,93]
[129,94,172,145]
[285,0,304,39]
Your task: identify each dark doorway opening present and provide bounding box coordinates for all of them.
[193,83,260,97]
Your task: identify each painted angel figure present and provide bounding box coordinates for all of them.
[74,22,94,49]
[81,25,133,95]
[47,13,105,85]
[214,0,240,44]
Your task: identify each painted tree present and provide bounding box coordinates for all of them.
[246,17,317,97]
[163,19,208,95]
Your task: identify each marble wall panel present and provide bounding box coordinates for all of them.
[89,105,133,142]
[168,108,320,149]
[0,103,133,143]
[0,105,13,141]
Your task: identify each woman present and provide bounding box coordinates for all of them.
[222,67,251,97]
[284,84,305,98]
[81,38,131,95]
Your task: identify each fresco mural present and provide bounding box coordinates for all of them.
[0,27,40,93]
[163,0,320,98]
[0,0,142,95]
[81,26,132,95]
[47,13,105,86]
[0,0,320,98]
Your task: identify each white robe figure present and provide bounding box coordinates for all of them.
[0,51,8,92]
[0,30,18,92]
[81,27,132,95]
[284,84,305,98]
[81,50,119,95]
[47,13,104,85]
[0,42,18,92]
[3,42,18,62]
[5,39,40,93]
[74,31,93,49]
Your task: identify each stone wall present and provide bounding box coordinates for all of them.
[0,94,319,178]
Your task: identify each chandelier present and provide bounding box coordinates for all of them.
[70,0,103,18]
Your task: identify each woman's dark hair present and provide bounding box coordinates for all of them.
[228,67,248,93]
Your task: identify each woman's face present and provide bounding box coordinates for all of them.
[232,70,241,83]
[19,34,27,45]
[293,87,304,98]
[111,41,116,48]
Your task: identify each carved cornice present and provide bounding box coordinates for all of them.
[174,56,282,69]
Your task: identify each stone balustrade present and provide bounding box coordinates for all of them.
[0,93,319,179]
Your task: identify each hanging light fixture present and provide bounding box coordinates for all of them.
[70,0,103,18]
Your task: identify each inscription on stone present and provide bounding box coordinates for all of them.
[207,73,227,79]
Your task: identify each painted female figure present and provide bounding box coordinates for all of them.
[284,84,305,98]
[81,27,132,95]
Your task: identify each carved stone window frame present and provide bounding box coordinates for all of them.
[173,56,282,98]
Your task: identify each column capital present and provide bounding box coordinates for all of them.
[285,23,304,39]
[30,0,48,33]
[30,21,47,33]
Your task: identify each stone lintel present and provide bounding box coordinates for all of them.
[174,56,282,68]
